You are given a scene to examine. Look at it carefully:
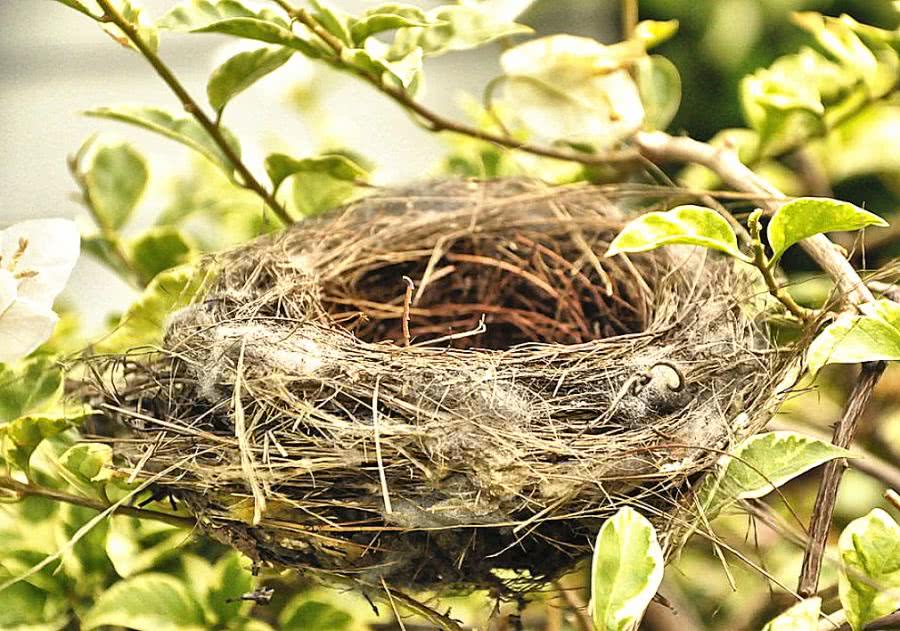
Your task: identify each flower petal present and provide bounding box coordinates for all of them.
[1,219,80,307]
[0,298,58,363]
[0,269,16,314]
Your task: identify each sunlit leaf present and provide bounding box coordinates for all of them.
[158,0,286,30]
[0,357,63,424]
[390,3,531,58]
[696,431,852,518]
[82,573,207,631]
[85,142,148,230]
[761,598,821,631]
[350,4,431,45]
[838,509,900,631]
[96,264,208,352]
[57,443,114,498]
[106,518,186,578]
[193,18,326,59]
[266,152,367,193]
[1,410,85,473]
[767,197,887,262]
[606,205,748,260]
[205,553,252,625]
[280,599,352,631]
[207,46,292,113]
[635,55,681,131]
[127,226,197,282]
[310,0,353,46]
[85,106,241,176]
[806,300,900,375]
[590,507,663,631]
[499,35,644,147]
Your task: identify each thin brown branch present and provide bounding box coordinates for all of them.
[797,362,886,597]
[288,6,640,166]
[0,475,195,530]
[748,211,814,320]
[94,0,292,225]
[886,489,900,512]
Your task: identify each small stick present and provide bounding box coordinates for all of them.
[372,377,393,515]
[401,276,414,347]
[886,489,900,512]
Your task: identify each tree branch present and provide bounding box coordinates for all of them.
[797,362,886,597]
[94,0,292,225]
[0,475,196,530]
[288,6,640,166]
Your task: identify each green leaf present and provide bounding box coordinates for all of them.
[767,197,887,262]
[350,4,431,45]
[127,226,197,282]
[207,46,293,113]
[82,573,207,631]
[85,106,241,176]
[390,4,531,58]
[838,509,900,631]
[697,431,852,518]
[606,205,748,261]
[761,598,822,631]
[806,299,900,375]
[96,264,207,353]
[266,153,367,193]
[205,553,252,625]
[310,0,353,46]
[0,358,63,424]
[279,599,352,631]
[498,35,644,147]
[635,55,681,131]
[106,518,186,578]
[158,0,286,30]
[85,142,148,230]
[57,443,114,495]
[1,411,83,473]
[590,507,663,631]
[193,18,326,59]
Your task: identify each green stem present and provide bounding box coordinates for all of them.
[94,0,293,226]
[622,0,639,40]
[0,476,195,530]
[747,211,814,321]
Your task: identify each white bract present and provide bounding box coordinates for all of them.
[500,34,645,147]
[0,219,80,363]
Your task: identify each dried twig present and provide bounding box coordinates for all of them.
[93,0,291,225]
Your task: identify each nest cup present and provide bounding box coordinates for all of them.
[99,178,786,594]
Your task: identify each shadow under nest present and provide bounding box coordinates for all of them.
[94,178,790,596]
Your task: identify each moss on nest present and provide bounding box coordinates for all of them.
[93,178,789,595]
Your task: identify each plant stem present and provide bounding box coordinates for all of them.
[93,0,292,225]
[747,211,814,320]
[0,475,195,530]
[288,6,640,166]
[621,0,639,40]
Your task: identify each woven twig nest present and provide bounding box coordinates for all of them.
[97,178,786,594]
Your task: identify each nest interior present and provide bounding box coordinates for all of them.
[99,178,786,594]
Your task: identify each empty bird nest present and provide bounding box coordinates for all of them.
[90,177,792,596]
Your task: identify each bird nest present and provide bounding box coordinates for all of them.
[93,178,789,595]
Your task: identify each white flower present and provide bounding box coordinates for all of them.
[0,219,80,363]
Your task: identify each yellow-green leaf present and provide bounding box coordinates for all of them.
[158,0,286,30]
[85,142,148,230]
[838,509,900,631]
[0,357,63,424]
[127,226,197,282]
[82,573,207,631]
[761,598,821,631]
[606,205,748,260]
[806,299,900,375]
[634,19,679,49]
[207,46,292,113]
[768,197,887,262]
[590,507,663,631]
[280,599,352,631]
[266,152,368,197]
[193,18,326,58]
[635,55,681,131]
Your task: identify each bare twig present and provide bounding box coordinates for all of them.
[797,362,886,597]
[401,276,414,347]
[886,489,900,512]
[93,0,292,225]
[0,475,195,530]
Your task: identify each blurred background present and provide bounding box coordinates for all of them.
[1,1,899,629]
